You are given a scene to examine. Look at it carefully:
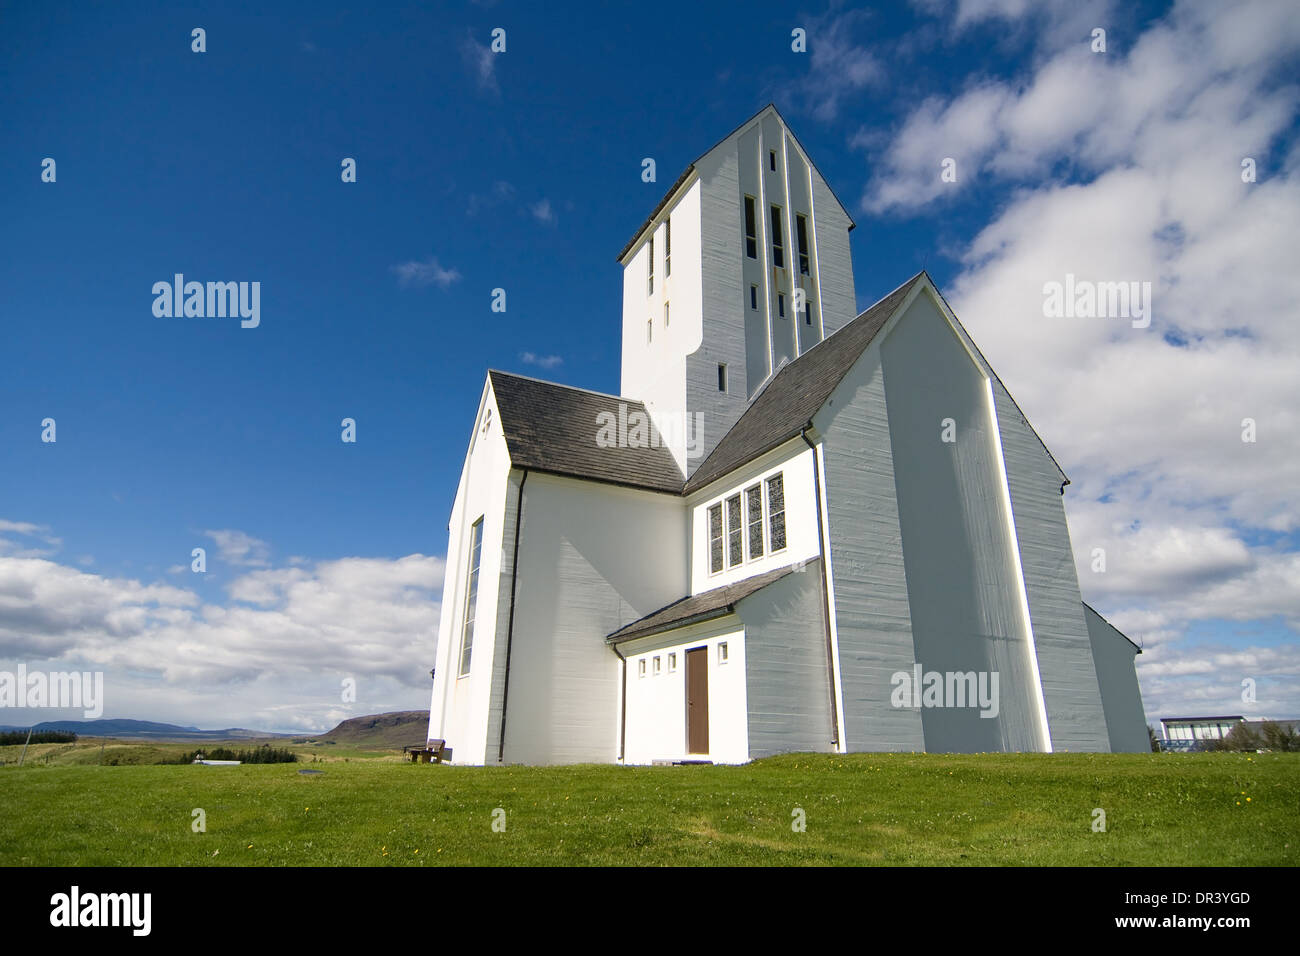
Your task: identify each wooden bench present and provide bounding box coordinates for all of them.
[403,739,453,764]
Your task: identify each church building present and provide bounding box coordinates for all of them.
[425,105,1148,764]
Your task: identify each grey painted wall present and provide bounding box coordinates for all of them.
[990,383,1110,751]
[1084,605,1150,752]
[739,566,835,758]
[814,348,926,752]
[879,294,1043,752]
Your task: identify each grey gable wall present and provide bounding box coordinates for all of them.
[737,566,835,758]
[1084,605,1150,752]
[813,347,926,751]
[878,292,1043,752]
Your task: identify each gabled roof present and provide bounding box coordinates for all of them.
[488,370,684,493]
[684,274,925,494]
[616,103,856,263]
[606,559,818,644]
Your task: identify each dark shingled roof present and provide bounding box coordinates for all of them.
[684,274,925,494]
[606,559,818,643]
[488,370,685,493]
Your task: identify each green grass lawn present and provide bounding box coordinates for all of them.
[1,752,1296,866]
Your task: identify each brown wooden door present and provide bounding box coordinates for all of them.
[686,646,709,754]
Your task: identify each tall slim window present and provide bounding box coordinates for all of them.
[647,318,653,344]
[745,484,764,559]
[459,517,484,676]
[744,196,758,259]
[664,218,671,276]
[766,475,786,552]
[778,292,786,318]
[770,205,785,268]
[750,284,758,310]
[647,236,654,295]
[664,302,670,328]
[804,295,814,325]
[796,214,811,276]
[717,363,728,393]
[708,503,724,573]
[726,494,743,567]
[769,149,777,172]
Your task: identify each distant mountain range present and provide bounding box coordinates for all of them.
[0,718,291,740]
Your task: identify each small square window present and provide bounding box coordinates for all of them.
[638,659,647,678]
[653,656,662,676]
[718,642,729,664]
[668,653,677,673]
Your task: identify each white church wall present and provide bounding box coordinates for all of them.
[621,619,748,765]
[1084,605,1149,753]
[878,290,1047,752]
[621,180,702,475]
[809,165,855,338]
[686,439,819,595]
[814,347,927,752]
[427,382,513,765]
[502,472,687,764]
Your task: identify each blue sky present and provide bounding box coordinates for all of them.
[2,0,1297,732]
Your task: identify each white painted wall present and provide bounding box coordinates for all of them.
[427,379,512,764]
[621,620,748,764]
[685,440,819,594]
[501,472,688,764]
[620,181,702,475]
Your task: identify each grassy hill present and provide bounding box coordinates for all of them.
[1,752,1296,866]
[302,711,429,751]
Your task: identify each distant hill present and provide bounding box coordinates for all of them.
[304,711,428,750]
[0,718,288,740]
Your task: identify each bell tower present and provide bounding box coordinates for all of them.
[618,105,858,477]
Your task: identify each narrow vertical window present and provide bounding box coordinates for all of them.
[750,284,758,310]
[668,652,677,672]
[766,474,786,552]
[664,302,670,328]
[804,295,814,326]
[777,292,786,318]
[717,363,727,393]
[647,318,653,344]
[639,659,647,678]
[708,503,724,573]
[459,517,484,676]
[718,641,729,663]
[744,196,758,259]
[726,493,743,567]
[796,214,811,276]
[665,218,671,276]
[653,656,661,676]
[769,149,777,172]
[746,484,764,559]
[770,205,785,268]
[647,236,654,295]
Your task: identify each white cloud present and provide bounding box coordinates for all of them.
[529,198,556,225]
[204,529,270,567]
[520,352,563,370]
[460,32,499,95]
[0,547,445,731]
[866,0,1300,720]
[0,519,62,559]
[389,257,462,289]
[789,7,884,122]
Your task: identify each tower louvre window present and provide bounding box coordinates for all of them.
[770,205,785,268]
[796,214,811,276]
[744,196,758,259]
